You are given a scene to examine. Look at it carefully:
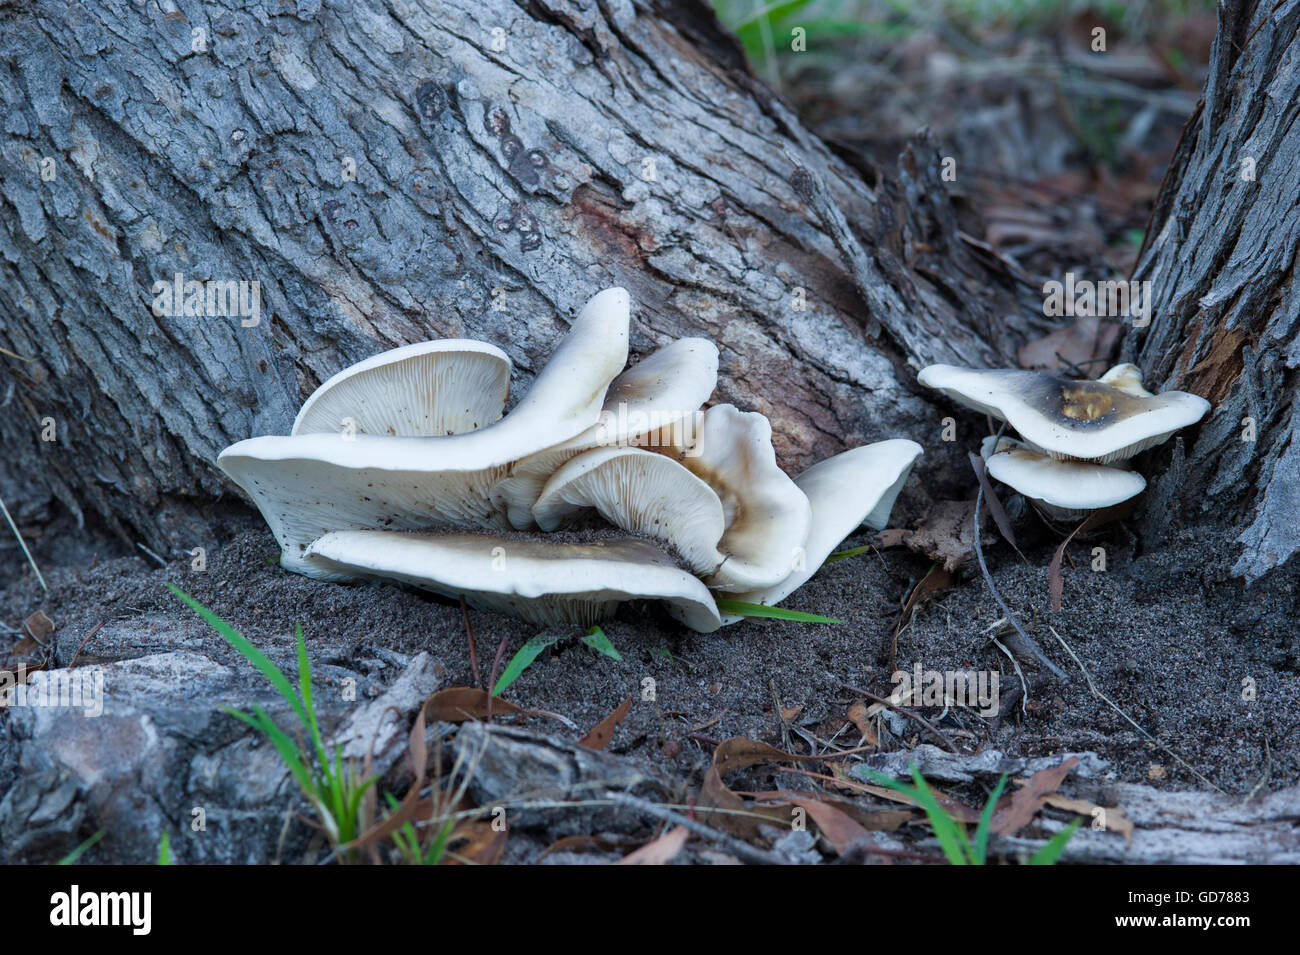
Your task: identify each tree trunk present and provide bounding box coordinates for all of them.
[0,0,1045,554]
[1127,0,1300,581]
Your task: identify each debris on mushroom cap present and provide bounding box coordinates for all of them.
[917,363,1210,463]
[654,403,812,592]
[302,529,722,632]
[532,446,727,576]
[492,337,719,529]
[719,439,923,623]
[218,287,630,574]
[979,435,1146,520]
[1096,362,1153,398]
[292,339,512,438]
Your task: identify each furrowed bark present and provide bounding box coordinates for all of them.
[1127,0,1300,581]
[0,0,1042,553]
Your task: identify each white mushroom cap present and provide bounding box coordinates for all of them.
[657,403,812,592]
[303,529,722,632]
[719,439,923,623]
[492,337,719,528]
[980,435,1146,520]
[532,446,727,576]
[219,288,630,574]
[293,339,511,437]
[917,364,1210,463]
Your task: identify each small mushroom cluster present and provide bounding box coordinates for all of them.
[220,289,923,631]
[918,362,1210,520]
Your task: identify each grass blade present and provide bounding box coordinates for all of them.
[0,494,48,593]
[492,633,560,696]
[168,584,308,726]
[580,625,622,661]
[973,774,1009,865]
[825,544,872,563]
[715,599,841,623]
[1028,819,1083,865]
[56,831,104,865]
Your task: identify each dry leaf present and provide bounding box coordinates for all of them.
[847,700,878,746]
[828,762,980,823]
[990,756,1080,836]
[1018,314,1120,372]
[577,696,632,751]
[615,825,690,865]
[424,687,525,723]
[1042,793,1134,842]
[23,610,54,643]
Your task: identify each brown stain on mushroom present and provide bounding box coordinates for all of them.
[1058,385,1116,422]
[1023,373,1145,429]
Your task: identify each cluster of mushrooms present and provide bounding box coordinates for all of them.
[918,362,1210,520]
[220,289,923,633]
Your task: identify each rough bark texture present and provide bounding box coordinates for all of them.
[1127,0,1300,581]
[0,0,1046,554]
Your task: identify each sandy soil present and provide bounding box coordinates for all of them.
[4,500,1294,815]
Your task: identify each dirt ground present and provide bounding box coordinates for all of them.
[4,494,1295,832]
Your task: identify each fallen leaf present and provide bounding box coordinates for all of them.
[1018,314,1120,372]
[538,833,641,861]
[446,820,507,865]
[829,763,979,823]
[887,499,988,573]
[847,700,878,746]
[1049,504,1131,610]
[577,696,632,751]
[1043,793,1134,842]
[750,791,911,850]
[969,452,1019,551]
[615,825,690,864]
[990,756,1080,836]
[23,610,54,643]
[424,687,525,723]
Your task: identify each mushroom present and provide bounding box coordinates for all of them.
[293,339,512,437]
[655,403,812,592]
[302,529,722,632]
[532,446,728,576]
[491,337,719,528]
[218,287,630,576]
[720,439,923,621]
[917,363,1210,463]
[980,435,1146,520]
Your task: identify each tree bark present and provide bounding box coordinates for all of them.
[1127,0,1300,581]
[0,0,1044,554]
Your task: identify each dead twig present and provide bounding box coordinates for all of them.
[1048,625,1225,794]
[972,480,1066,680]
[460,596,481,689]
[68,621,104,667]
[840,684,959,754]
[485,634,510,723]
[608,791,787,865]
[1,495,47,594]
